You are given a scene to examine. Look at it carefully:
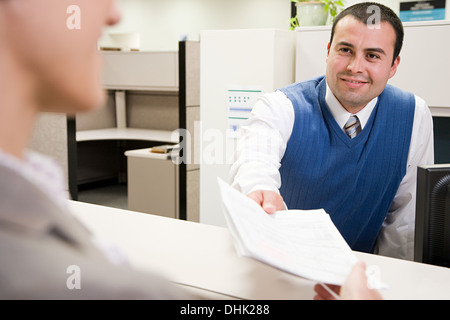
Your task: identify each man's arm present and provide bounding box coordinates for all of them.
[229,91,295,213]
[375,96,434,260]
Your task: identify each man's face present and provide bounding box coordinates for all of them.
[5,0,121,113]
[326,15,400,113]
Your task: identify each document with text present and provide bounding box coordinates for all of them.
[218,178,359,286]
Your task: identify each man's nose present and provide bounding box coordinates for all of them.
[347,54,365,73]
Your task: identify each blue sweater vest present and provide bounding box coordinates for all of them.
[279,76,415,253]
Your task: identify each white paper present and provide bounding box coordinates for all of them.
[218,178,359,286]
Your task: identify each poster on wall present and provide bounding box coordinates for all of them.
[400,0,446,22]
[226,87,263,139]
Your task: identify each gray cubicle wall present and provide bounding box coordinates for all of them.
[69,84,181,201]
[75,51,179,188]
[30,113,78,200]
[68,48,202,222]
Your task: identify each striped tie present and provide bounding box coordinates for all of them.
[344,115,362,139]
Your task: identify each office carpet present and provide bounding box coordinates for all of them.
[78,183,128,210]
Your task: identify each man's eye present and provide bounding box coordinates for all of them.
[339,48,351,54]
[367,53,380,60]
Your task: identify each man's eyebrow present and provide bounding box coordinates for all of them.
[336,41,387,56]
[336,41,354,48]
[365,47,387,56]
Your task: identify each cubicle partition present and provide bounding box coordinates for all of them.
[30,113,71,195]
[74,51,180,214]
[67,44,201,222]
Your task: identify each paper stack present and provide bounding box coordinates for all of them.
[218,178,359,286]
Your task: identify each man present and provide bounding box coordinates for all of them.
[230,2,434,260]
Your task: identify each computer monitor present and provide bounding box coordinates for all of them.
[414,164,450,267]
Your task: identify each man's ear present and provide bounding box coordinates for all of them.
[326,42,331,64]
[389,55,400,79]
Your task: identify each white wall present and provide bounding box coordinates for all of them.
[200,29,295,226]
[100,0,292,51]
[101,0,450,52]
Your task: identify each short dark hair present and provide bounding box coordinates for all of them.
[329,2,404,65]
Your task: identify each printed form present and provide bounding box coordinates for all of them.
[218,178,359,286]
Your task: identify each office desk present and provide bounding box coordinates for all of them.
[69,201,450,300]
[125,148,179,219]
[76,128,178,143]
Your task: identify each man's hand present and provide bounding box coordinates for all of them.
[247,190,285,214]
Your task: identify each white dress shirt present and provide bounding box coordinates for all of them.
[230,83,434,260]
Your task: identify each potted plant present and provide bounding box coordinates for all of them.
[289,0,344,29]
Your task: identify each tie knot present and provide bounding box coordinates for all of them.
[344,115,361,139]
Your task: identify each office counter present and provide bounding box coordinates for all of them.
[69,200,450,300]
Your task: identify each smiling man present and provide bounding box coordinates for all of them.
[230,2,434,260]
[326,7,401,114]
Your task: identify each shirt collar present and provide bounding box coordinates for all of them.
[325,83,377,130]
[0,149,69,210]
